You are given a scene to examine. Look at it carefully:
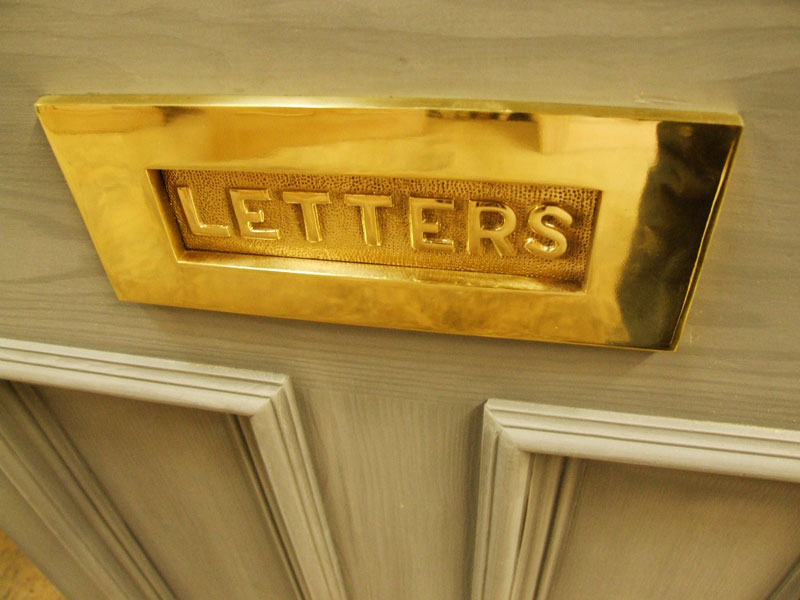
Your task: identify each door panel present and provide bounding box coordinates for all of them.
[38,386,300,600]
[547,461,800,600]
[3,344,800,599]
[0,342,346,600]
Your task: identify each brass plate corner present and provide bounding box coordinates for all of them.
[36,95,741,350]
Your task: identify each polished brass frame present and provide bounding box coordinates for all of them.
[36,96,741,350]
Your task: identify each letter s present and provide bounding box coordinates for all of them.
[524,205,572,258]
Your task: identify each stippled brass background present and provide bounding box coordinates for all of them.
[163,169,599,285]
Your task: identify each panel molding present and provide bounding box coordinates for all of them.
[0,337,347,600]
[234,385,347,600]
[0,337,283,416]
[472,399,800,600]
[487,400,800,483]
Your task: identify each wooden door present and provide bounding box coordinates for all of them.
[1,2,799,599]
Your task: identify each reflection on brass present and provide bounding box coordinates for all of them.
[35,95,741,349]
[164,169,597,284]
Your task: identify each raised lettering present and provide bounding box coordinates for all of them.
[230,189,280,240]
[283,191,330,242]
[408,197,455,252]
[345,194,393,246]
[524,205,572,258]
[466,201,517,257]
[177,186,230,237]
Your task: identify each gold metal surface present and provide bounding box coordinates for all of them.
[162,169,598,285]
[35,95,741,350]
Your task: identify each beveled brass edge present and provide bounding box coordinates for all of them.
[35,94,743,127]
[667,123,743,350]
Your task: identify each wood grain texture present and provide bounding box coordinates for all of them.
[2,3,800,599]
[547,461,800,600]
[292,387,482,600]
[475,400,800,600]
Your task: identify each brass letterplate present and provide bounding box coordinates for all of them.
[36,96,741,350]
